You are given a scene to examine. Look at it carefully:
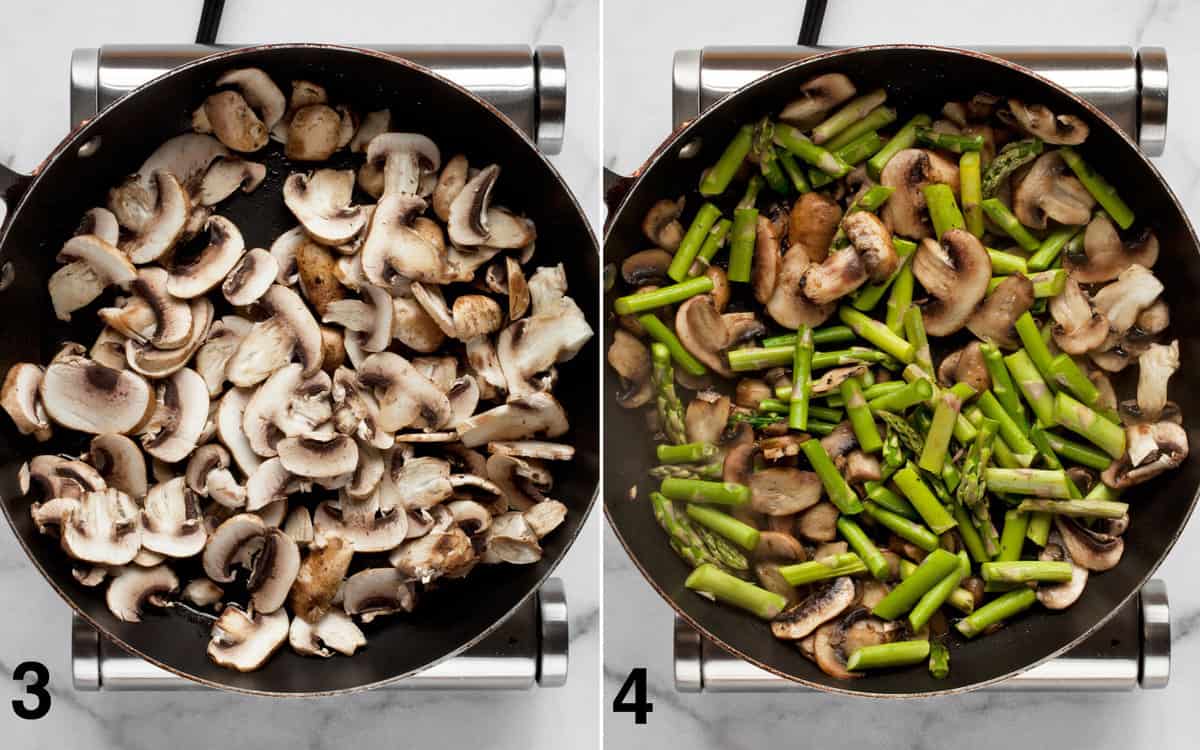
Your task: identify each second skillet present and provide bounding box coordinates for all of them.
[604,45,1199,696]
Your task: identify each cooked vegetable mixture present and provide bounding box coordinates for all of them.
[608,73,1185,680]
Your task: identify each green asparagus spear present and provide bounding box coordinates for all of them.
[762,324,856,348]
[960,151,984,237]
[864,501,941,552]
[893,466,958,535]
[1014,498,1130,519]
[839,307,916,364]
[686,563,787,619]
[659,478,750,507]
[686,504,761,551]
[987,248,1029,276]
[924,183,966,240]
[614,276,714,315]
[802,438,864,514]
[909,551,970,630]
[773,123,853,177]
[847,640,931,671]
[699,124,754,197]
[695,525,751,571]
[885,261,916,334]
[1059,147,1135,229]
[981,560,1073,584]
[873,549,961,620]
[1054,392,1126,458]
[812,89,888,144]
[981,198,1041,251]
[864,481,919,519]
[1005,349,1056,426]
[824,105,898,151]
[650,343,688,445]
[955,588,1037,638]
[657,442,718,464]
[981,138,1044,197]
[916,127,984,153]
[1027,226,1081,271]
[778,553,869,586]
[868,113,933,179]
[688,217,733,276]
[789,325,814,430]
[837,516,892,581]
[1043,430,1113,471]
[842,377,882,453]
[666,203,723,282]
[977,391,1037,465]
[1047,353,1101,409]
[778,150,812,194]
[808,131,885,188]
[918,384,972,473]
[984,468,1073,498]
[649,463,723,480]
[639,315,706,376]
[929,641,951,679]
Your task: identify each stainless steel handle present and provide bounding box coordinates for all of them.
[70,44,567,154]
[676,579,1168,693]
[72,577,568,692]
[672,45,1168,156]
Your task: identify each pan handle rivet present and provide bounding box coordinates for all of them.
[0,261,14,292]
[78,137,102,159]
[678,138,703,159]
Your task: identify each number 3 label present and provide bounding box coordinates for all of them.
[12,661,51,720]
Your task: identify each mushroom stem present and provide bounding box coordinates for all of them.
[638,314,706,377]
[1059,147,1135,230]
[685,563,787,620]
[981,198,1041,252]
[838,307,916,364]
[864,501,940,553]
[1015,498,1130,519]
[698,125,754,197]
[984,468,1074,498]
[685,504,760,552]
[800,438,863,514]
[658,477,750,507]
[955,587,1038,638]
[867,113,932,180]
[666,203,723,283]
[1054,392,1127,459]
[612,276,713,316]
[778,552,868,586]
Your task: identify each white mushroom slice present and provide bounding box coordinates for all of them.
[242,363,330,457]
[412,355,457,393]
[91,327,128,371]
[25,454,104,500]
[480,511,542,564]
[289,609,365,657]
[48,261,107,322]
[269,226,305,285]
[497,264,594,398]
[125,298,213,379]
[122,171,190,264]
[1013,151,1095,229]
[30,497,80,533]
[487,440,575,461]
[140,477,206,558]
[107,135,227,232]
[432,153,468,221]
[167,215,246,299]
[1050,277,1108,355]
[282,169,366,245]
[206,467,245,508]
[90,433,148,499]
[99,296,156,344]
[1137,341,1179,422]
[58,234,137,288]
[74,566,109,587]
[447,376,480,427]
[780,73,857,126]
[446,499,492,534]
[452,295,504,341]
[246,528,300,613]
[1,363,50,437]
[215,68,286,130]
[286,104,341,161]
[216,386,262,476]
[207,605,289,672]
[448,164,499,246]
[140,368,210,463]
[227,284,324,385]
[219,248,276,309]
[39,357,151,435]
[131,548,166,567]
[203,513,268,582]
[410,282,458,337]
[467,336,508,397]
[277,434,359,478]
[389,526,475,582]
[330,366,392,450]
[457,391,569,448]
[350,108,390,153]
[198,156,266,205]
[1092,265,1164,335]
[203,90,269,152]
[361,284,394,353]
[245,457,292,511]
[359,352,452,432]
[133,267,194,349]
[312,499,408,554]
[182,578,224,608]
[524,500,567,539]
[348,443,385,499]
[392,456,453,509]
[61,488,141,565]
[342,568,415,622]
[77,207,120,245]
[185,443,231,494]
[1005,99,1089,145]
[106,565,179,622]
[282,506,314,547]
[322,298,374,332]
[361,194,448,285]
[366,132,441,196]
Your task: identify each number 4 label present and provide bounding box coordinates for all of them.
[612,667,653,724]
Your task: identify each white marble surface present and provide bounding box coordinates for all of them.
[0,2,599,748]
[605,0,1200,747]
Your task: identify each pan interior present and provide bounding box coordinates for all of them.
[0,44,599,695]
[603,45,1200,696]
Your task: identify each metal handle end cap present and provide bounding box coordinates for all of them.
[537,577,568,687]
[534,45,566,155]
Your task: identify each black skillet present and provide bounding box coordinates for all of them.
[604,44,1199,696]
[0,43,599,696]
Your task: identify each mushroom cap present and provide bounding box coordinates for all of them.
[123,171,190,264]
[140,367,210,463]
[288,609,366,657]
[1101,420,1188,489]
[1091,264,1164,335]
[61,488,142,566]
[106,564,179,623]
[282,169,366,245]
[880,149,960,240]
[216,386,262,476]
[432,152,468,222]
[90,433,148,500]
[1,363,50,436]
[361,194,448,285]
[843,210,898,282]
[1067,214,1159,284]
[168,215,247,300]
[622,248,674,287]
[497,273,594,397]
[39,356,152,435]
[641,197,686,251]
[965,273,1034,349]
[277,434,359,479]
[1137,341,1179,421]
[797,501,839,542]
[448,164,500,246]
[748,468,823,515]
[787,191,843,263]
[215,67,286,129]
[227,284,324,386]
[358,351,452,433]
[312,498,408,554]
[685,392,732,445]
[675,295,734,377]
[457,391,568,448]
[770,576,856,640]
[285,104,341,161]
[1054,515,1124,571]
[342,567,415,622]
[222,247,278,307]
[913,230,993,336]
[390,526,476,582]
[607,329,653,409]
[140,477,206,558]
[365,132,441,197]
[779,73,857,127]
[800,247,869,305]
[204,90,269,152]
[1013,151,1095,229]
[198,155,266,206]
[1005,99,1089,145]
[289,535,355,623]
[1050,277,1108,354]
[57,234,136,289]
[765,246,836,329]
[480,511,543,564]
[207,605,289,672]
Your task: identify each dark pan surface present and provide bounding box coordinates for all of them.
[604,45,1200,696]
[0,44,599,695]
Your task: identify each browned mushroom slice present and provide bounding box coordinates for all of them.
[722,442,756,486]
[622,249,674,287]
[801,246,868,305]
[1054,516,1124,571]
[938,342,990,392]
[844,451,882,483]
[1037,531,1089,610]
[752,215,782,303]
[642,197,686,250]
[607,329,653,409]
[754,530,807,562]
[913,230,992,336]
[965,274,1034,349]
[814,609,908,680]
[771,576,856,640]
[675,295,733,377]
[766,246,836,329]
[1049,277,1108,354]
[734,378,772,408]
[685,391,731,444]
[106,565,179,623]
[1003,99,1089,145]
[1066,214,1159,284]
[289,534,355,623]
[797,501,839,542]
[843,211,898,282]
[1012,151,1095,229]
[748,468,822,515]
[779,73,856,127]
[880,149,960,240]
[1091,265,1164,334]
[207,605,289,672]
[810,364,867,396]
[788,192,843,262]
[820,421,858,459]
[1101,420,1188,488]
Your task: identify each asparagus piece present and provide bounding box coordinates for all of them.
[929,641,951,679]
[806,420,838,436]
[808,405,845,422]
[956,587,1038,638]
[657,442,718,464]
[613,276,714,315]
[1043,430,1113,471]
[659,478,751,507]
[979,343,1025,423]
[988,269,1067,298]
[727,345,894,372]
[876,410,926,457]
[837,516,892,581]
[987,248,1029,276]
[726,177,763,283]
[651,492,710,563]
[753,120,789,194]
[893,466,958,535]
[699,124,754,197]
[688,217,733,276]
[773,123,852,177]
[865,482,919,519]
[960,151,984,237]
[956,415,996,507]
[839,307,916,364]
[670,538,709,568]
[866,377,933,413]
[984,468,1073,498]
[812,88,888,144]
[778,150,812,194]
[872,549,961,620]
[923,183,966,241]
[650,343,688,445]
[981,138,1044,197]
[842,377,882,453]
[847,640,931,671]
[1027,225,1080,271]
[762,325,856,348]
[665,203,724,282]
[853,237,918,311]
[756,398,791,413]
[864,501,940,552]
[639,314,706,376]
[1005,349,1056,426]
[816,380,906,405]
[977,391,1037,465]
[1013,313,1057,384]
[1047,353,1101,408]
[695,525,751,571]
[898,558,975,615]
[789,325,814,430]
[1015,498,1130,519]
[1059,147,1135,229]
[729,412,786,430]
[909,551,971,630]
[981,198,1041,251]
[868,113,933,179]
[1085,482,1123,502]
[953,505,991,564]
[823,104,898,151]
[903,306,934,376]
[885,261,916,333]
[1025,511,1054,548]
[915,127,984,153]
[998,508,1029,563]
[686,504,761,552]
[1054,392,1126,459]
[808,131,885,188]
[649,463,723,480]
[801,438,864,514]
[982,560,1073,584]
[686,563,787,619]
[918,384,972,473]
[778,553,868,586]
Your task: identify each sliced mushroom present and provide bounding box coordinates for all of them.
[207,605,289,672]
[913,230,992,335]
[814,610,907,680]
[448,164,502,246]
[226,284,323,385]
[766,246,836,329]
[453,295,503,341]
[457,391,568,448]
[1049,277,1108,354]
[360,194,449,285]
[497,267,594,397]
[771,576,856,640]
[38,357,151,435]
[357,351,451,433]
[1004,99,1089,145]
[788,192,843,263]
[432,153,468,221]
[282,506,314,547]
[608,329,652,409]
[880,149,960,239]
[122,170,190,264]
[105,564,179,622]
[1101,420,1188,488]
[289,534,354,623]
[754,530,806,562]
[389,525,476,582]
[61,488,141,565]
[480,511,543,564]
[182,578,224,608]
[1137,341,1179,421]
[215,68,286,130]
[277,434,358,478]
[675,295,733,377]
[365,132,441,197]
[342,568,415,622]
[312,496,408,554]
[1037,532,1088,610]
[109,135,227,231]
[216,386,262,476]
[1066,214,1158,284]
[222,248,278,307]
[800,246,868,305]
[641,197,686,250]
[286,104,340,161]
[938,342,990,393]
[203,90,269,152]
[844,211,898,282]
[1091,264,1163,334]
[197,156,266,207]
[797,501,839,542]
[167,216,246,299]
[1013,151,1095,229]
[289,609,366,658]
[749,468,823,515]
[966,273,1034,348]
[139,368,209,463]
[1054,515,1124,571]
[780,73,856,127]
[1,363,51,438]
[686,391,732,445]
[282,169,366,245]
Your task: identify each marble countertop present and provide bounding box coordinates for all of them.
[0,2,599,748]
[605,1,1200,747]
